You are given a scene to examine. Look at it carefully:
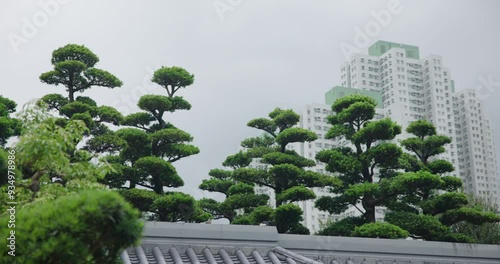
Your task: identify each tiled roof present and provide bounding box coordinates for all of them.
[121,245,321,264]
[120,222,500,264]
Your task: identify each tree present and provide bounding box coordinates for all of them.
[96,66,203,223]
[199,151,269,222]
[227,108,340,234]
[0,190,143,264]
[383,120,500,242]
[39,44,122,102]
[1,102,112,203]
[315,95,402,225]
[450,195,500,244]
[0,104,142,263]
[0,95,22,147]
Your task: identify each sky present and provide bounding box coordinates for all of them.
[1,0,500,200]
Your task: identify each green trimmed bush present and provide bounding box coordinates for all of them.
[352,222,409,239]
[0,190,143,264]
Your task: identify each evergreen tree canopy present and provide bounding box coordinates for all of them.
[227,108,340,234]
[383,120,500,242]
[39,44,122,102]
[315,95,402,224]
[199,151,269,223]
[0,95,22,147]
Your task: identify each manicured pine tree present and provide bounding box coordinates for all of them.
[228,108,340,234]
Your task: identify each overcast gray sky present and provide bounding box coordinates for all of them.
[1,0,500,199]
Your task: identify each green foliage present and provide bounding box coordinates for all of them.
[60,101,95,118]
[38,93,69,111]
[9,103,115,204]
[262,152,316,167]
[421,192,468,215]
[134,156,183,194]
[385,211,453,241]
[115,128,152,163]
[218,107,336,233]
[151,192,196,221]
[138,95,172,118]
[451,196,500,244]
[0,148,18,186]
[199,167,269,222]
[151,128,199,161]
[406,120,436,138]
[0,95,22,147]
[0,190,143,264]
[251,206,275,224]
[352,222,408,239]
[275,204,308,234]
[152,66,195,97]
[122,112,156,129]
[275,127,317,149]
[317,216,367,236]
[84,134,127,153]
[117,188,159,212]
[222,151,252,169]
[232,215,254,225]
[316,95,402,224]
[276,186,316,204]
[40,44,122,102]
[440,207,500,226]
[400,121,452,167]
[92,65,200,225]
[383,119,500,243]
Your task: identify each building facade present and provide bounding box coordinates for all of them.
[453,89,499,206]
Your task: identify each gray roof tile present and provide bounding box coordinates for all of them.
[122,245,316,264]
[121,222,500,264]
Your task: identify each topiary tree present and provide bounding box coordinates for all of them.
[383,120,500,242]
[199,151,270,223]
[0,95,22,148]
[0,190,143,264]
[39,44,122,102]
[315,95,403,228]
[0,96,22,187]
[450,195,500,244]
[93,66,203,223]
[227,108,340,234]
[352,222,408,239]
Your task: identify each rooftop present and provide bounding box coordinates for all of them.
[368,40,420,60]
[121,222,500,264]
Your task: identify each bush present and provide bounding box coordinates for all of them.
[317,216,366,236]
[352,222,409,239]
[117,188,159,212]
[0,190,143,264]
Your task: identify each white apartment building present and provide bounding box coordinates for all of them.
[340,40,459,177]
[453,89,499,206]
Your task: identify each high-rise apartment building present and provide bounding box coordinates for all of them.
[339,40,459,177]
[453,89,499,206]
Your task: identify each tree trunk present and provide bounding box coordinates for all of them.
[68,89,74,102]
[362,195,376,223]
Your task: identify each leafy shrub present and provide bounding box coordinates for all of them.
[0,190,143,264]
[317,216,367,236]
[352,222,409,239]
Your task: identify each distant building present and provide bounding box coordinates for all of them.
[453,89,499,206]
